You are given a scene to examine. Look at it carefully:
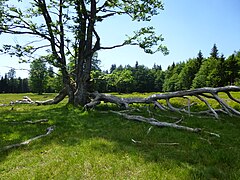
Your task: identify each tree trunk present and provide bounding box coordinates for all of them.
[74,81,89,106]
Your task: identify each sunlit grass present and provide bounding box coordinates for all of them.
[0,93,240,179]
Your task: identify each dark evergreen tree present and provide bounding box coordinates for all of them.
[110,64,117,74]
[197,50,203,67]
[132,65,152,92]
[210,44,219,59]
[0,76,4,93]
[152,63,162,71]
[225,53,240,85]
[135,61,139,69]
[22,78,30,92]
[48,66,54,78]
[153,69,165,91]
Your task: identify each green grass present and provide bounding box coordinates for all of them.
[0,93,240,179]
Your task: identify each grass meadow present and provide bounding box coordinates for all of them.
[0,92,240,179]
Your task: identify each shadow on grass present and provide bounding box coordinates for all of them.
[1,103,240,179]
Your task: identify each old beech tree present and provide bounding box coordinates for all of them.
[0,0,168,106]
[2,0,240,140]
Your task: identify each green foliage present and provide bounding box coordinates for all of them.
[192,58,217,88]
[163,62,185,92]
[0,0,168,72]
[225,52,240,85]
[91,70,107,93]
[125,26,169,54]
[85,47,240,94]
[1,93,240,179]
[29,58,48,94]
[152,68,165,92]
[106,69,134,93]
[178,58,201,90]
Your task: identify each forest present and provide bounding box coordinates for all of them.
[1,44,239,94]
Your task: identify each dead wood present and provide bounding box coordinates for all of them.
[1,119,49,124]
[10,96,35,105]
[0,104,9,107]
[110,111,221,137]
[131,139,179,146]
[86,86,240,119]
[110,111,201,133]
[35,87,68,105]
[1,126,55,151]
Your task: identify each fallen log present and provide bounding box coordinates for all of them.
[86,86,240,119]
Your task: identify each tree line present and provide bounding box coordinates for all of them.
[0,69,29,93]
[0,59,62,94]
[92,44,240,93]
[0,44,239,94]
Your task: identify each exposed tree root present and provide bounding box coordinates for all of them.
[86,86,240,119]
[1,126,55,151]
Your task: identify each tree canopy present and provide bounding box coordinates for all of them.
[29,58,48,94]
[0,0,168,106]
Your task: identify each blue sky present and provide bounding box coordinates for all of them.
[0,0,240,78]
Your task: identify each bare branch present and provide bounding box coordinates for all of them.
[226,91,240,104]
[100,42,138,50]
[1,126,55,151]
[111,111,201,133]
[195,95,218,119]
[86,86,240,119]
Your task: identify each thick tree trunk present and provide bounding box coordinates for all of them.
[74,81,89,106]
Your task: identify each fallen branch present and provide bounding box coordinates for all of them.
[1,119,49,124]
[0,104,9,107]
[86,86,240,119]
[111,111,201,133]
[23,119,49,124]
[199,137,212,145]
[11,96,35,104]
[204,131,220,138]
[110,111,221,137]
[174,116,184,124]
[1,126,55,151]
[131,139,179,146]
